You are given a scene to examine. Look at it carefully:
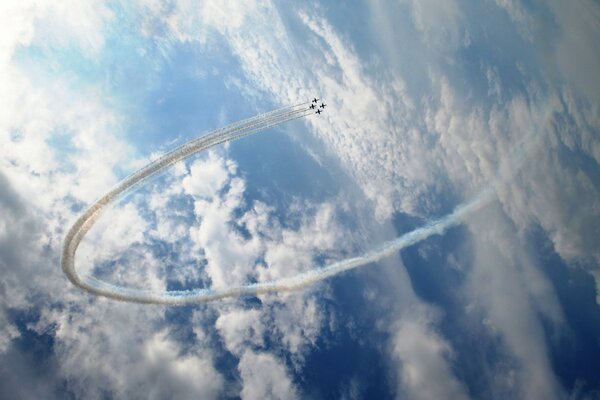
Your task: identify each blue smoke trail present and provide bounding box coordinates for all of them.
[62,102,551,305]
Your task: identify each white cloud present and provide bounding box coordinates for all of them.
[238,350,299,400]
[156,2,599,397]
[182,152,234,199]
[339,377,362,400]
[0,310,20,354]
[2,0,599,398]
[78,203,147,266]
[188,175,263,288]
[269,294,324,358]
[493,0,535,41]
[392,318,470,400]
[180,152,345,361]
[466,204,565,399]
[0,3,223,399]
[258,202,341,282]
[547,0,600,104]
[147,176,190,242]
[407,0,465,50]
[43,302,224,399]
[156,1,410,220]
[143,330,224,399]
[0,172,46,308]
[216,308,265,356]
[0,0,123,226]
[201,1,262,33]
[0,1,111,65]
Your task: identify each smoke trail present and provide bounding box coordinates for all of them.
[62,104,313,295]
[62,102,551,305]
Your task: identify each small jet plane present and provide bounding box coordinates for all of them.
[320,103,327,109]
[312,98,319,103]
[316,109,322,114]
[309,104,316,109]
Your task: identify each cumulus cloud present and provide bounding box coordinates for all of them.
[42,301,224,399]
[180,152,345,361]
[188,172,262,289]
[0,3,225,398]
[0,7,140,398]
[2,0,599,398]
[77,202,148,270]
[147,0,599,396]
[216,308,265,356]
[238,350,299,400]
[258,202,341,282]
[392,318,470,400]
[0,172,43,305]
[0,1,111,65]
[142,330,224,399]
[182,152,234,199]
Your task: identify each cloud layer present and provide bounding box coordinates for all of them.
[1,1,599,398]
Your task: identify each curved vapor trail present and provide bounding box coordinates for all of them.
[62,103,312,301]
[62,103,551,305]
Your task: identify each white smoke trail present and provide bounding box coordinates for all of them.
[62,102,552,305]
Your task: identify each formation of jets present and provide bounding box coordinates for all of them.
[311,98,327,115]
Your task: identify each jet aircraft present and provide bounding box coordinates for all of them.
[312,98,319,103]
[316,109,322,114]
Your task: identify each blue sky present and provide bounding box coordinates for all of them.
[1,1,600,399]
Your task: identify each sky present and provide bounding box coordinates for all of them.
[1,0,600,399]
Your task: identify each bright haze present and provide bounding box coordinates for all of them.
[1,1,600,399]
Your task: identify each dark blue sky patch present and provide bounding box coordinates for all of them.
[117,38,248,156]
[297,273,393,399]
[392,216,531,399]
[528,225,600,397]
[0,309,72,400]
[9,309,56,365]
[439,303,523,400]
[399,224,470,306]
[230,119,342,211]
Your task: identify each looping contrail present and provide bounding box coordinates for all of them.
[61,101,550,305]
